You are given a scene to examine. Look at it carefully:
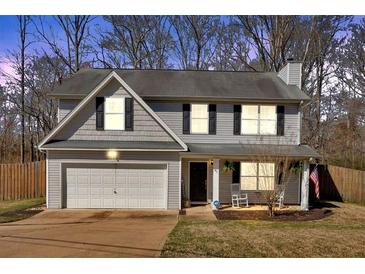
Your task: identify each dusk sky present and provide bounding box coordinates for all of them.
[0,15,364,80]
[0,16,107,80]
[0,15,107,55]
[2,15,364,55]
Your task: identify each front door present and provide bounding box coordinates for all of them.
[189,162,207,202]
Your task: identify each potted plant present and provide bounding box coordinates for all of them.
[183,199,191,208]
[222,160,235,173]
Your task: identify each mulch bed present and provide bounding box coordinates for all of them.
[214,208,333,221]
[0,206,44,223]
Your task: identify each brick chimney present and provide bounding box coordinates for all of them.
[278,58,302,89]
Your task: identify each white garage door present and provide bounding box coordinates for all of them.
[65,164,167,209]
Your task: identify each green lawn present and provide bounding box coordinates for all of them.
[0,198,45,223]
[162,202,365,258]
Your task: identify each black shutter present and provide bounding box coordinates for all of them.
[277,105,285,136]
[232,162,241,184]
[96,97,104,130]
[183,104,190,134]
[208,104,216,135]
[233,105,241,135]
[125,98,134,131]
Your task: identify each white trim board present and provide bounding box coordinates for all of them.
[38,71,188,151]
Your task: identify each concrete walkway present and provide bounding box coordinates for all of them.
[0,209,178,258]
[180,205,217,221]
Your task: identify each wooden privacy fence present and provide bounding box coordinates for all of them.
[310,164,365,205]
[0,160,46,200]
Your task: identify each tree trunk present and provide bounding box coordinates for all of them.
[18,16,28,164]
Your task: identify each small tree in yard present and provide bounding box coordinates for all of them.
[260,156,291,217]
[246,154,301,217]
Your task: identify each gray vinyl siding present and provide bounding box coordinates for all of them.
[53,79,174,142]
[149,102,300,145]
[288,62,302,88]
[180,157,301,205]
[278,62,302,89]
[47,150,180,209]
[47,157,62,209]
[278,64,288,84]
[58,99,80,122]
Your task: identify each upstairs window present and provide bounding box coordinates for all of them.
[191,104,208,134]
[241,105,276,135]
[104,97,125,130]
[240,162,275,191]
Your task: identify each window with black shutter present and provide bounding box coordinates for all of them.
[233,105,241,135]
[277,105,285,136]
[125,98,134,131]
[208,104,216,135]
[96,97,104,130]
[232,162,241,184]
[183,104,191,134]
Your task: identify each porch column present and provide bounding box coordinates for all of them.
[301,160,309,210]
[212,158,220,210]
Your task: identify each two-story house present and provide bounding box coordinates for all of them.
[38,60,319,211]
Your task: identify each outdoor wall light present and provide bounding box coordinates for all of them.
[106,150,119,160]
[208,159,214,166]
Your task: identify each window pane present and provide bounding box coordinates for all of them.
[105,97,124,113]
[259,163,275,176]
[258,177,275,190]
[191,104,208,118]
[260,120,276,134]
[105,113,125,130]
[242,105,258,119]
[191,118,208,133]
[242,120,258,134]
[241,162,257,176]
[240,177,257,190]
[260,105,276,119]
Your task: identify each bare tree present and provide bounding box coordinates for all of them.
[300,16,352,151]
[211,20,253,71]
[170,16,220,70]
[97,16,173,69]
[17,16,31,163]
[234,16,297,72]
[33,16,93,75]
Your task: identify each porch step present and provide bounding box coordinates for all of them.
[180,205,217,221]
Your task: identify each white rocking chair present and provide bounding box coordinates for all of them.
[231,184,249,208]
[275,187,285,209]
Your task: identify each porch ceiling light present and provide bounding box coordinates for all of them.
[107,150,119,160]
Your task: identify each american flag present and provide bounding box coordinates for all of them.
[310,164,320,199]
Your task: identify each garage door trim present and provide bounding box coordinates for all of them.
[61,161,169,209]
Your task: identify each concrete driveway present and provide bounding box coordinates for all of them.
[0,209,178,258]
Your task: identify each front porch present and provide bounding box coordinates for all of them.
[181,156,311,211]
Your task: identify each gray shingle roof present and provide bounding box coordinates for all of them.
[50,69,310,102]
[185,143,319,158]
[43,140,319,158]
[42,140,183,150]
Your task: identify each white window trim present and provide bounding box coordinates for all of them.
[190,103,209,134]
[240,162,276,191]
[241,105,277,136]
[104,96,126,131]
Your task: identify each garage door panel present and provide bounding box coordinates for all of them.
[90,187,102,195]
[65,164,167,209]
[90,199,102,208]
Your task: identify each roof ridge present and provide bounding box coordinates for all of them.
[77,67,274,74]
